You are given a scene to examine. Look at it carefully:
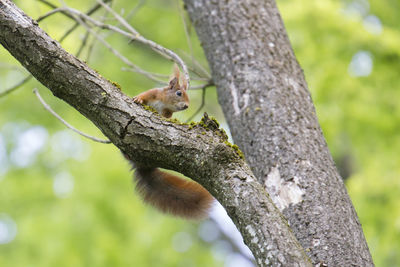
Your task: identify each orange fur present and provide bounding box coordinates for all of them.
[133,67,189,118]
[134,168,214,219]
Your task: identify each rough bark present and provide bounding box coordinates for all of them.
[184,0,374,266]
[0,0,313,266]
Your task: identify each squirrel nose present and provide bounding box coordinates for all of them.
[183,104,188,109]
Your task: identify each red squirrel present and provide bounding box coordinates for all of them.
[131,66,214,219]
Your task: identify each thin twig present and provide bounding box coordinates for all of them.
[59,0,112,43]
[181,50,211,79]
[0,75,32,98]
[36,4,74,22]
[39,6,184,85]
[33,88,111,144]
[76,30,91,57]
[85,32,97,63]
[36,0,112,42]
[45,7,167,84]
[36,0,74,22]
[189,79,213,90]
[37,0,157,82]
[177,0,194,65]
[82,4,111,62]
[96,0,190,88]
[85,0,145,63]
[185,82,213,122]
[120,67,170,79]
[125,0,145,19]
[76,15,166,83]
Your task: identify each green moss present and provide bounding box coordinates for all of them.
[142,104,158,114]
[231,144,244,159]
[111,81,122,90]
[166,118,180,124]
[188,121,197,130]
[224,141,245,159]
[198,113,220,131]
[215,127,229,141]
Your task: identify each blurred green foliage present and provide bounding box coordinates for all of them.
[0,0,399,266]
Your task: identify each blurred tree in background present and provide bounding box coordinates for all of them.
[0,0,399,266]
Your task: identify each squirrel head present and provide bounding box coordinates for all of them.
[162,65,189,112]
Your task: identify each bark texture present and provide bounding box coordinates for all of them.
[184,0,374,266]
[0,1,313,266]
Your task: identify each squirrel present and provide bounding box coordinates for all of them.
[129,66,214,219]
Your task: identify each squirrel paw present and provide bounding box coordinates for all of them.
[133,96,144,104]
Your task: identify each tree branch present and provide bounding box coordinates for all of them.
[0,1,312,266]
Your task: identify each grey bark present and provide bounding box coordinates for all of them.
[184,0,374,266]
[0,0,312,266]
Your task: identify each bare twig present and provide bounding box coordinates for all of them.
[96,0,190,88]
[76,30,91,57]
[59,0,112,43]
[85,32,98,63]
[33,88,111,144]
[75,16,167,84]
[181,50,211,79]
[185,81,213,122]
[37,3,190,86]
[36,0,112,42]
[177,0,194,64]
[120,67,169,79]
[36,3,74,22]
[41,7,167,84]
[36,0,74,22]
[2,1,102,98]
[81,4,111,62]
[124,0,145,19]
[189,79,213,89]
[85,0,145,63]
[0,75,32,98]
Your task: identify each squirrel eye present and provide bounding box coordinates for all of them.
[176,90,182,97]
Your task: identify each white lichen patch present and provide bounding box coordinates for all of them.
[285,75,301,93]
[245,225,256,236]
[312,238,320,247]
[229,81,241,115]
[264,166,305,211]
[240,93,250,112]
[245,225,259,244]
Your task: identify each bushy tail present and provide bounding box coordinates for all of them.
[134,168,214,219]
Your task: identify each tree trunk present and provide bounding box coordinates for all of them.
[0,0,314,266]
[184,0,374,266]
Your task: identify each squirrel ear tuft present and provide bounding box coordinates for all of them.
[168,76,179,89]
[181,75,188,91]
[168,64,181,90]
[173,64,180,80]
[171,64,188,91]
